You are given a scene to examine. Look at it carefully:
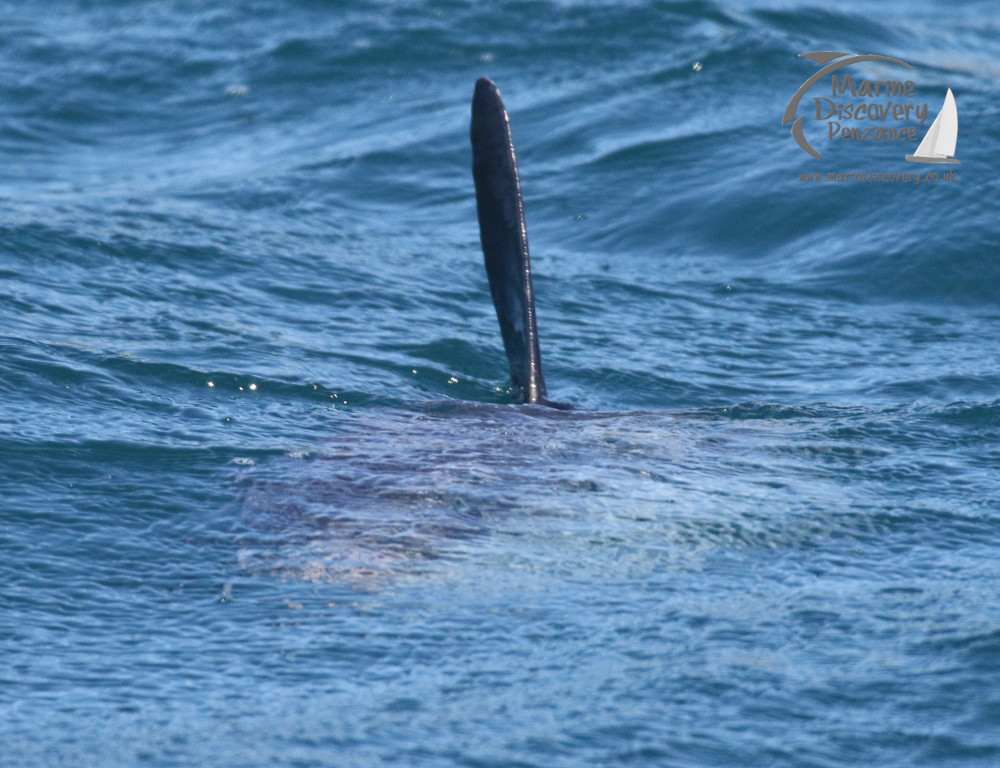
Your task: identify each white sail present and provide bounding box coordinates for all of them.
[906,88,959,163]
[935,88,958,157]
[912,110,942,157]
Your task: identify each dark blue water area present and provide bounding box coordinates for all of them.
[2,1,1000,766]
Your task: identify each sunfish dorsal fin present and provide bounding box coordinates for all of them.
[471,77,550,406]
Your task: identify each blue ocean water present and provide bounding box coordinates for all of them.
[2,1,999,765]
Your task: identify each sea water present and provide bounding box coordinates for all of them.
[2,1,1000,765]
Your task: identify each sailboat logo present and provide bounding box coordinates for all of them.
[905,88,960,164]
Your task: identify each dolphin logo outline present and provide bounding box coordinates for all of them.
[782,51,914,160]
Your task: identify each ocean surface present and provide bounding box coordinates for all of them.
[2,1,999,766]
